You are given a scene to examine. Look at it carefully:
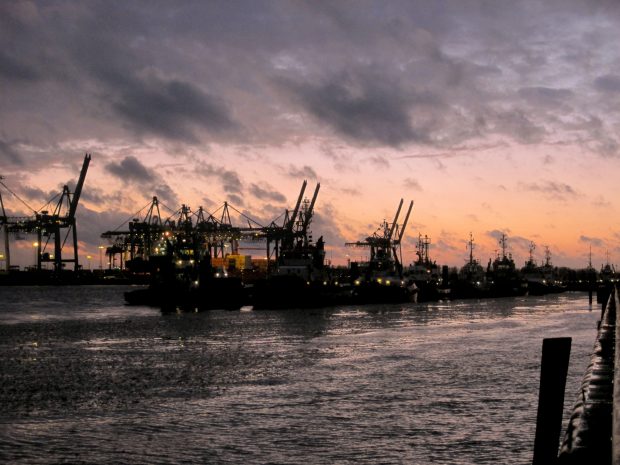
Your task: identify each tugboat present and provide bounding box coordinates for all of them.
[346,199,417,304]
[540,246,565,293]
[250,183,349,309]
[520,242,548,295]
[404,234,443,301]
[486,233,527,298]
[521,243,565,295]
[451,233,488,299]
[597,251,617,304]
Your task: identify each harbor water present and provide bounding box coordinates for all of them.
[0,286,599,464]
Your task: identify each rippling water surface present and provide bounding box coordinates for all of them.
[0,286,599,464]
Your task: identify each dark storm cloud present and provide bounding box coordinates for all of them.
[249,183,286,203]
[368,155,390,169]
[491,111,546,144]
[288,165,318,180]
[80,186,125,207]
[486,229,511,242]
[310,205,347,250]
[104,156,179,206]
[227,194,244,207]
[435,237,461,256]
[0,50,40,81]
[508,235,534,252]
[109,76,238,143]
[1,0,620,161]
[278,69,433,147]
[520,181,578,199]
[20,186,47,202]
[77,205,135,246]
[105,156,155,183]
[221,171,243,194]
[153,184,179,208]
[517,87,573,108]
[403,178,423,191]
[196,163,243,194]
[0,138,23,165]
[594,74,620,93]
[579,235,604,247]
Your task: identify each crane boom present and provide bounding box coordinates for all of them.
[69,153,91,219]
[398,201,414,243]
[302,183,320,232]
[388,198,403,240]
[287,180,307,231]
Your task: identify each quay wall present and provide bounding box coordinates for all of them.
[558,286,616,464]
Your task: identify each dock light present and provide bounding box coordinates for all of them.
[377,278,383,284]
[176,260,182,265]
[386,280,391,285]
[354,280,360,286]
[32,242,39,267]
[98,245,104,269]
[323,281,327,285]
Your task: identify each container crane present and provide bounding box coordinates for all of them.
[36,153,91,271]
[346,199,414,277]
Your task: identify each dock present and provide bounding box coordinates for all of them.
[539,285,620,464]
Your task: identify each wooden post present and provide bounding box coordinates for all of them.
[533,337,572,465]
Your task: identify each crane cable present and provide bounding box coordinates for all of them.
[0,177,37,215]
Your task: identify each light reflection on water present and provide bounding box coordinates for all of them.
[0,287,599,464]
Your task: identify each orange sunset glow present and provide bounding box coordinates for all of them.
[1,1,619,270]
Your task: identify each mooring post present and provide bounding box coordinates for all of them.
[532,337,572,465]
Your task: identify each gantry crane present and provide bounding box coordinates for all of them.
[346,199,414,277]
[0,153,91,272]
[36,153,91,271]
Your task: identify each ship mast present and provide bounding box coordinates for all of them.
[499,233,508,259]
[528,241,536,265]
[467,232,476,265]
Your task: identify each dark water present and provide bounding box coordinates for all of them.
[0,286,599,464]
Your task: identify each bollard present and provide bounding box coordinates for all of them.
[533,337,572,465]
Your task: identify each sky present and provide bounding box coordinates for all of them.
[1,0,619,270]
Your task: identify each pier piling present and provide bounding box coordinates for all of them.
[533,337,572,465]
